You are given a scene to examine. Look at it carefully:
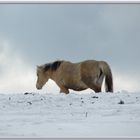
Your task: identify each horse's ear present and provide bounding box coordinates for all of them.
[37,65,41,70]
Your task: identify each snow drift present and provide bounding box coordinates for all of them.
[0,91,140,138]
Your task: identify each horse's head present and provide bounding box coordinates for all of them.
[36,65,49,90]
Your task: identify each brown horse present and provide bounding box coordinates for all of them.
[36,60,113,94]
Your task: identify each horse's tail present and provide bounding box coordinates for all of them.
[99,61,113,92]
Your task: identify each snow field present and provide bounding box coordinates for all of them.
[0,91,140,138]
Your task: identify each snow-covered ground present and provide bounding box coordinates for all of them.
[0,91,140,138]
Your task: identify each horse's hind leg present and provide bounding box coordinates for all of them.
[60,86,69,94]
[82,76,101,93]
[92,77,103,93]
[82,76,102,93]
[90,71,104,93]
[88,84,101,93]
[92,86,101,93]
[87,82,101,93]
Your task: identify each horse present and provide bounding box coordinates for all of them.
[36,60,113,94]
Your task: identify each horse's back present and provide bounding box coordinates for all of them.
[80,60,100,74]
[60,61,81,74]
[58,61,81,81]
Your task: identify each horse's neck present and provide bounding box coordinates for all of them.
[48,70,57,81]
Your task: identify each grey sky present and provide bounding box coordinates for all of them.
[0,4,140,93]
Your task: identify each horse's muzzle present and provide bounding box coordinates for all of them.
[36,84,42,90]
[36,87,42,90]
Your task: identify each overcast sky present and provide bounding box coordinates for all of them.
[0,4,140,93]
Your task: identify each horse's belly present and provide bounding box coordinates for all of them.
[68,81,88,91]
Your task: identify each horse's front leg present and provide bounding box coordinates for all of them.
[60,87,69,94]
[56,80,69,94]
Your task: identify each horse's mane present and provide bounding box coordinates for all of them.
[44,60,63,71]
